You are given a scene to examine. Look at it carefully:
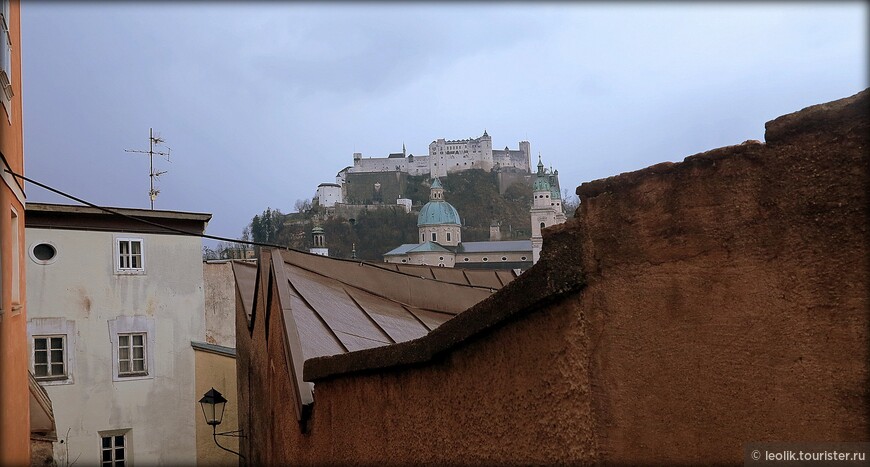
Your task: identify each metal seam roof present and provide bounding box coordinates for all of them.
[236,248,516,425]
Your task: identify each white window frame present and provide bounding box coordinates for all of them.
[27,318,76,385]
[29,241,59,265]
[32,334,67,381]
[0,0,13,120]
[108,316,155,382]
[10,206,20,311]
[117,332,147,376]
[113,236,146,275]
[98,429,131,467]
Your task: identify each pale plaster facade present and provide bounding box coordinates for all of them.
[25,205,210,466]
[203,261,237,348]
[314,183,342,208]
[346,131,530,179]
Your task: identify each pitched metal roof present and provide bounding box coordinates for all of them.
[383,243,418,256]
[25,202,212,235]
[191,341,237,358]
[236,249,514,421]
[407,241,452,253]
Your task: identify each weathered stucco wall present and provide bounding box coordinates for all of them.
[574,89,868,462]
[203,261,237,348]
[238,90,868,465]
[27,228,204,466]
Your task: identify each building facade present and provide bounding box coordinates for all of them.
[530,157,567,263]
[313,183,342,208]
[25,203,211,466]
[236,89,869,465]
[0,0,31,463]
[384,161,566,270]
[347,131,530,179]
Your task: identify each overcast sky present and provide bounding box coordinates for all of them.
[21,2,867,245]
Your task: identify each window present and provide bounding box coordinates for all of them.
[482,257,488,262]
[431,232,436,242]
[501,257,507,261]
[11,207,19,309]
[521,256,527,261]
[446,232,451,242]
[33,335,66,380]
[29,242,58,264]
[421,234,424,243]
[0,0,12,118]
[108,316,155,381]
[114,237,145,274]
[117,333,147,376]
[99,431,129,467]
[540,222,546,230]
[28,318,76,385]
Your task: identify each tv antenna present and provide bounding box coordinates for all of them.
[125,128,171,209]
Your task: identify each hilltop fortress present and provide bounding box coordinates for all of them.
[346,130,531,178]
[317,131,541,208]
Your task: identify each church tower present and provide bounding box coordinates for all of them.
[530,155,558,264]
[309,227,328,256]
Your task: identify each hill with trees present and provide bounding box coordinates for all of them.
[226,169,574,262]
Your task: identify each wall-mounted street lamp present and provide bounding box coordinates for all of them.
[199,388,245,459]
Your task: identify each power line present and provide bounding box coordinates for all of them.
[5,169,292,250]
[7,169,505,290]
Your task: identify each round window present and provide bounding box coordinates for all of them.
[30,242,58,264]
[483,257,488,262]
[521,256,527,261]
[501,257,507,261]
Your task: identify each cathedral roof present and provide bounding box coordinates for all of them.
[418,177,460,226]
[418,200,461,226]
[408,242,452,253]
[533,175,551,192]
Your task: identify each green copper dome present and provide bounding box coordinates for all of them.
[533,175,551,192]
[418,200,461,226]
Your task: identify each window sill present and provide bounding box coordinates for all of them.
[115,373,152,382]
[35,376,72,386]
[114,269,146,276]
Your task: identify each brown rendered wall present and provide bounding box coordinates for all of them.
[237,90,868,464]
[575,90,868,462]
[239,251,595,465]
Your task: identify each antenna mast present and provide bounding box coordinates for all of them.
[125,128,171,209]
